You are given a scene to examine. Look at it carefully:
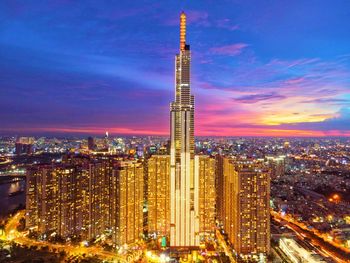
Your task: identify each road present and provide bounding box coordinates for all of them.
[271,211,350,253]
[272,211,350,263]
[4,211,142,262]
[215,229,237,263]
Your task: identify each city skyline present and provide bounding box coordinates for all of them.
[1,1,350,137]
[1,4,350,262]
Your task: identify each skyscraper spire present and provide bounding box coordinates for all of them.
[180,11,186,51]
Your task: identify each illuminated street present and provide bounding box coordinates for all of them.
[272,211,350,262]
[215,229,237,262]
[2,211,143,262]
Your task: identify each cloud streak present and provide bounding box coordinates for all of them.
[233,93,286,104]
[209,43,248,56]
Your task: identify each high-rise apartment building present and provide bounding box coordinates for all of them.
[170,12,199,247]
[147,155,170,237]
[223,158,271,258]
[87,159,114,239]
[26,167,41,229]
[195,155,216,236]
[111,161,144,246]
[215,154,224,224]
[26,165,85,238]
[26,155,145,246]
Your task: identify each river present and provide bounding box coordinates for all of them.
[0,179,26,220]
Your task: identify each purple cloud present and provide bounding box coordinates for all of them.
[216,18,239,31]
[233,93,286,103]
[301,98,349,104]
[210,43,248,56]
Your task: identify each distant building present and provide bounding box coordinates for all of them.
[266,155,286,180]
[283,141,290,149]
[136,145,144,157]
[223,158,271,258]
[15,137,34,155]
[87,136,95,151]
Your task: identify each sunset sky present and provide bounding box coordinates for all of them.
[1,1,350,136]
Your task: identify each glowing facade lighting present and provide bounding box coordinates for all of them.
[223,158,271,256]
[170,11,198,247]
[147,155,170,236]
[180,12,186,51]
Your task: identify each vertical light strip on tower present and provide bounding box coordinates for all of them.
[180,12,186,51]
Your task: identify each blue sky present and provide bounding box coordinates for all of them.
[1,0,350,136]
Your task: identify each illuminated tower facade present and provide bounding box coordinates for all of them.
[170,12,198,247]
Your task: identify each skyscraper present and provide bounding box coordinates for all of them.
[26,165,86,239]
[170,12,198,247]
[147,155,170,237]
[223,158,271,259]
[111,161,144,245]
[195,155,216,235]
[215,154,224,224]
[87,159,114,239]
[26,155,144,246]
